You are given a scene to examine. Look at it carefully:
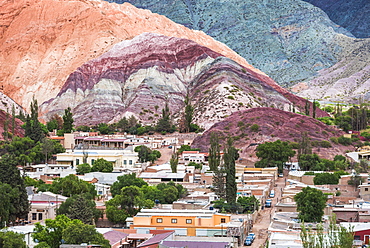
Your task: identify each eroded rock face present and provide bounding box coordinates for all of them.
[292,37,370,102]
[0,0,256,111]
[108,0,370,102]
[40,33,326,128]
[192,107,350,162]
[107,0,352,87]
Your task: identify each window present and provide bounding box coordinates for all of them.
[32,213,37,220]
[124,160,127,165]
[91,159,95,165]
[156,218,163,223]
[366,188,369,192]
[186,219,192,224]
[221,218,226,223]
[76,159,79,166]
[129,160,133,165]
[171,219,177,223]
[38,213,43,220]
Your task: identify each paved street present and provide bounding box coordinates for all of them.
[243,176,286,248]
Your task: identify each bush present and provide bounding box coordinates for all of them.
[338,136,352,146]
[314,173,339,185]
[250,124,260,132]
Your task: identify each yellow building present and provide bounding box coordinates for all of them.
[131,209,232,237]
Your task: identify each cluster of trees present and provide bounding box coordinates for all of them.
[299,154,349,171]
[134,145,161,163]
[33,215,110,248]
[45,107,74,136]
[208,133,239,212]
[213,195,259,214]
[106,174,187,224]
[300,215,354,248]
[0,163,29,228]
[255,140,296,173]
[76,158,114,174]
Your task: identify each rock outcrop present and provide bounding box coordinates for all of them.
[40,33,326,128]
[0,0,256,111]
[192,107,350,162]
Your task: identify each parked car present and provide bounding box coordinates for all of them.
[278,173,284,177]
[269,190,275,198]
[248,233,255,241]
[265,199,272,208]
[244,237,253,246]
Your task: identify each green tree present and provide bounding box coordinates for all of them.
[105,186,154,224]
[25,97,46,143]
[0,155,30,224]
[0,231,27,248]
[156,102,175,133]
[110,173,148,197]
[223,138,238,204]
[56,194,100,225]
[62,220,110,248]
[48,174,96,199]
[41,137,55,164]
[298,153,321,171]
[188,161,202,170]
[294,187,327,222]
[212,166,226,199]
[300,214,353,248]
[76,163,91,175]
[170,153,178,173]
[134,145,161,163]
[91,158,113,172]
[33,215,110,248]
[237,196,259,213]
[208,132,221,171]
[181,94,194,133]
[313,173,339,185]
[256,140,295,173]
[11,105,15,136]
[62,107,74,133]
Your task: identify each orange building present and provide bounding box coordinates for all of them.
[131,209,232,237]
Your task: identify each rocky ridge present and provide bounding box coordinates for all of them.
[192,107,350,162]
[40,33,326,128]
[0,0,256,111]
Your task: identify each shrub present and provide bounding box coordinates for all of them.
[337,136,352,146]
[227,96,235,100]
[250,124,260,132]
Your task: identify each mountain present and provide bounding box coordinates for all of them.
[292,37,370,102]
[192,107,350,162]
[106,0,352,86]
[303,0,370,38]
[0,0,254,111]
[40,33,325,128]
[107,0,370,102]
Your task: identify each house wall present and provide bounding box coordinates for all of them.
[354,229,370,244]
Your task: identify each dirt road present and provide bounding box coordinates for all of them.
[243,176,285,248]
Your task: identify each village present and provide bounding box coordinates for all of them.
[3,130,370,248]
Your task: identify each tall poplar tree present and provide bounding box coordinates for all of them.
[62,107,74,133]
[223,138,238,204]
[208,132,221,171]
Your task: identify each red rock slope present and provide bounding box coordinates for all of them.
[0,0,261,110]
[192,107,350,162]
